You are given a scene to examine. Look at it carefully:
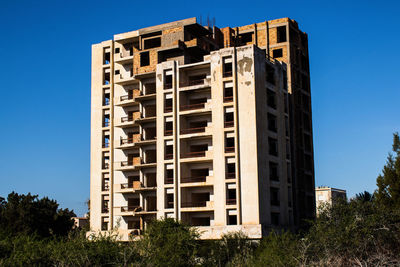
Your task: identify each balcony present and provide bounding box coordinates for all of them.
[181,200,214,211]
[179,101,211,113]
[181,176,206,183]
[118,181,156,193]
[180,151,206,159]
[179,78,206,88]
[225,146,235,153]
[180,126,206,135]
[120,134,141,146]
[180,176,213,187]
[120,206,142,212]
[117,89,141,106]
[116,112,141,128]
[115,72,135,85]
[181,201,207,208]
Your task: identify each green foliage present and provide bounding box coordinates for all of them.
[306,197,400,265]
[375,132,400,209]
[0,192,76,238]
[135,218,200,267]
[251,231,301,267]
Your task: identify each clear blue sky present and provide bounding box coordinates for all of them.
[0,0,399,216]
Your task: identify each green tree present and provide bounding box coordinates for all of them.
[375,133,400,209]
[0,192,76,238]
[135,218,199,267]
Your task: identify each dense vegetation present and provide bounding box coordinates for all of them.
[0,133,399,266]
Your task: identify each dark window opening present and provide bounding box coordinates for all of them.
[103,93,110,106]
[104,52,110,65]
[164,75,173,89]
[227,214,237,225]
[165,144,173,160]
[268,113,277,132]
[226,162,235,179]
[304,154,312,171]
[144,37,161,49]
[140,51,150,66]
[271,212,280,225]
[164,98,173,113]
[165,169,174,184]
[101,220,108,231]
[304,134,312,152]
[225,136,235,153]
[191,217,210,226]
[165,121,173,136]
[226,188,236,205]
[269,137,278,156]
[165,193,174,209]
[238,32,253,46]
[269,162,279,181]
[277,26,287,43]
[224,86,233,102]
[266,64,276,84]
[272,48,283,58]
[103,72,110,85]
[103,114,110,127]
[115,70,120,75]
[267,90,276,109]
[115,47,120,54]
[270,187,280,206]
[224,112,234,128]
[223,60,233,77]
[128,220,140,230]
[303,113,311,132]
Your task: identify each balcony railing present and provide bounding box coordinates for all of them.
[165,177,173,184]
[120,206,142,212]
[164,83,173,89]
[165,129,173,136]
[103,121,110,127]
[180,151,206,159]
[103,163,110,170]
[103,142,110,148]
[120,157,141,167]
[120,134,141,145]
[224,121,234,128]
[181,201,207,208]
[179,78,205,87]
[226,172,236,179]
[180,103,206,111]
[164,106,173,113]
[121,113,141,123]
[226,199,237,205]
[223,96,233,103]
[165,153,173,160]
[181,176,206,183]
[180,126,206,135]
[121,181,142,189]
[225,147,235,153]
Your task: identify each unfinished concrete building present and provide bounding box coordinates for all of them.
[90,17,315,240]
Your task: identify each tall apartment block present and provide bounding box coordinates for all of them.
[90,17,315,240]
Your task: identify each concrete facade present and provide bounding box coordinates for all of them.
[90,17,315,240]
[315,187,347,214]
